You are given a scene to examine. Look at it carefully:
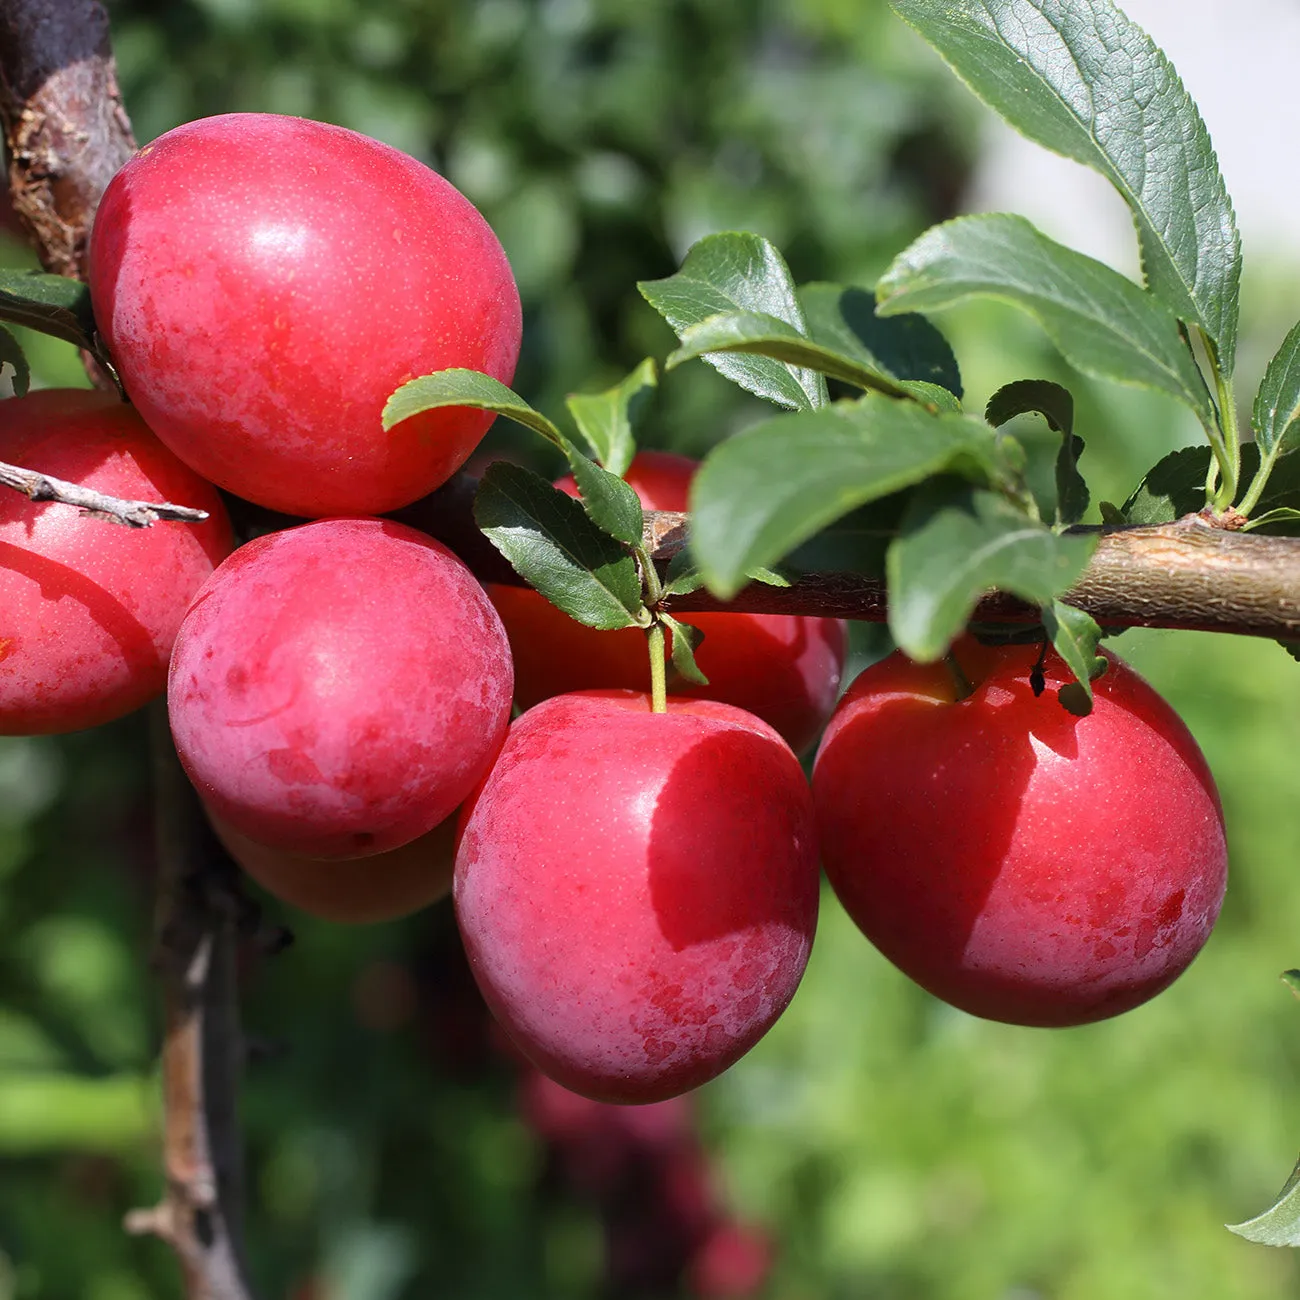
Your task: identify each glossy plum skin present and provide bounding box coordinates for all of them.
[455,691,820,1103]
[90,113,521,517]
[208,807,456,924]
[169,517,513,858]
[0,389,231,734]
[812,639,1228,1027]
[487,451,848,753]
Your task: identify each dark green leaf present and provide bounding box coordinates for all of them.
[565,358,657,477]
[1228,1155,1300,1246]
[985,380,1088,525]
[689,396,1008,599]
[878,215,1213,425]
[662,549,705,597]
[891,0,1241,369]
[661,614,708,686]
[384,369,643,543]
[1041,599,1105,712]
[0,326,30,397]
[667,310,921,402]
[1120,445,1212,523]
[473,462,644,630]
[0,270,97,351]
[887,481,1097,661]
[638,232,827,410]
[799,282,962,397]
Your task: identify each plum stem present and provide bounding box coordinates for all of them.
[944,649,975,701]
[648,621,668,713]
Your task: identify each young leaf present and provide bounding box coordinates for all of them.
[689,396,1008,599]
[565,358,657,478]
[473,462,645,630]
[666,310,923,402]
[799,282,962,397]
[891,0,1241,370]
[1228,1155,1300,1246]
[1248,320,1300,505]
[638,232,827,411]
[985,379,1088,525]
[887,480,1097,661]
[1041,599,1106,714]
[384,369,644,544]
[0,326,30,397]
[878,215,1214,427]
[1243,508,1300,532]
[660,614,709,685]
[0,269,98,351]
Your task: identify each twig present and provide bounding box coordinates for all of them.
[0,458,211,525]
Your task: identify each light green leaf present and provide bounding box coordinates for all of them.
[1254,321,1300,458]
[877,215,1213,426]
[473,463,645,630]
[799,282,962,397]
[667,310,925,402]
[1041,599,1106,714]
[891,0,1241,369]
[566,358,657,477]
[661,614,709,686]
[0,269,98,351]
[689,396,1008,599]
[887,481,1097,661]
[384,369,643,543]
[0,325,30,397]
[1228,1155,1300,1246]
[638,232,827,410]
[0,1071,154,1155]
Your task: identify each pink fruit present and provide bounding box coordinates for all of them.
[455,691,820,1103]
[0,389,231,734]
[169,517,512,857]
[813,638,1228,1026]
[90,113,521,517]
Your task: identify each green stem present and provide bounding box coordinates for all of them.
[1203,330,1241,510]
[647,622,667,713]
[1237,446,1279,517]
[635,544,663,607]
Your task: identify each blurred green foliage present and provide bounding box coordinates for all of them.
[3,0,1300,1297]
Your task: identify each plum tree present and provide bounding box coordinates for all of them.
[89,113,521,518]
[487,451,848,753]
[0,389,231,734]
[454,690,820,1103]
[169,516,513,858]
[812,639,1229,1027]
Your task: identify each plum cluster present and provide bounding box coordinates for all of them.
[0,114,1229,1112]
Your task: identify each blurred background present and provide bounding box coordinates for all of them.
[3,0,1300,1296]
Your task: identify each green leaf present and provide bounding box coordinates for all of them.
[1282,969,1300,996]
[1243,508,1300,531]
[877,215,1213,426]
[638,232,827,410]
[891,0,1241,370]
[667,310,924,403]
[1280,642,1300,664]
[690,396,1008,599]
[473,462,645,630]
[661,614,709,686]
[662,549,705,597]
[384,369,565,443]
[1120,445,1211,523]
[0,325,30,397]
[384,369,643,544]
[887,481,1097,661]
[985,379,1088,525]
[0,269,98,351]
[1254,320,1300,459]
[565,358,657,478]
[1228,1155,1300,1246]
[1041,599,1106,713]
[799,282,963,397]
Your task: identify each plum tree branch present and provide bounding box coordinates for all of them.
[396,477,1300,642]
[2,6,257,1299]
